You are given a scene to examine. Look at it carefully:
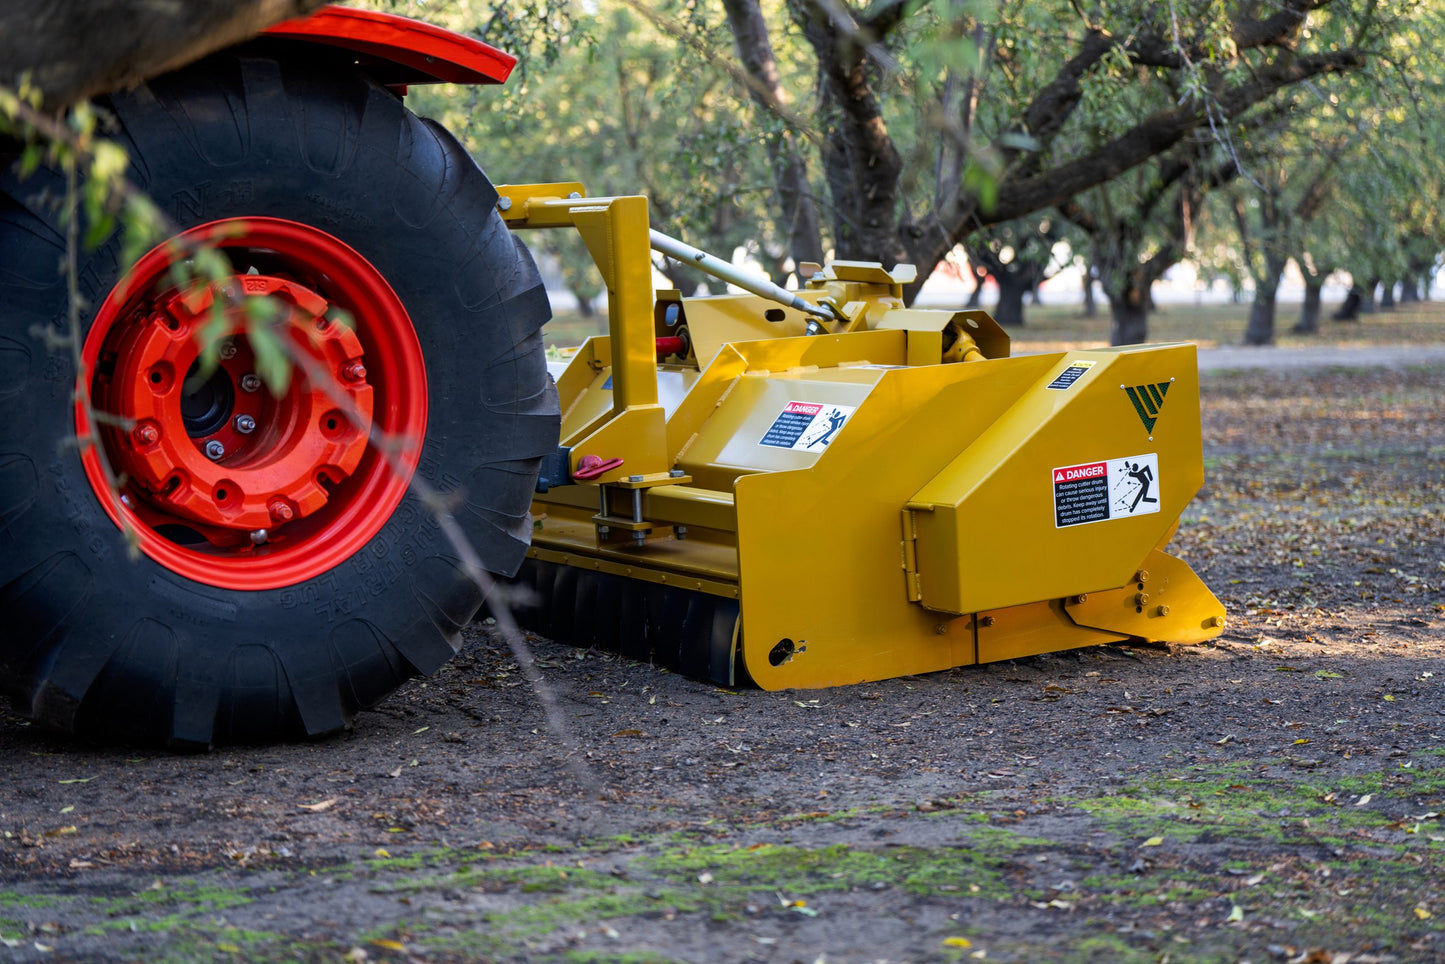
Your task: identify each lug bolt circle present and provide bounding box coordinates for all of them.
[240,373,261,393]
[132,422,160,446]
[234,414,257,434]
[268,499,294,523]
[204,440,225,460]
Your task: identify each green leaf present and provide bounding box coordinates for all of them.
[247,322,292,395]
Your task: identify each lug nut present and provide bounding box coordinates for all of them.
[268,499,294,523]
[240,373,262,393]
[204,440,225,460]
[132,422,159,446]
[218,339,238,360]
[234,414,256,434]
[342,362,367,382]
[250,529,268,545]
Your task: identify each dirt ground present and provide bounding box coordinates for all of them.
[1,354,1443,964]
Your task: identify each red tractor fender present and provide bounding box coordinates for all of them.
[263,4,515,88]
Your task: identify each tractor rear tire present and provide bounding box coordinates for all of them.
[0,50,557,747]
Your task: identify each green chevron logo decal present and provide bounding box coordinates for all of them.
[1125,381,1171,434]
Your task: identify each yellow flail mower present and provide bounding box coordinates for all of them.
[505,185,1224,690]
[0,6,1221,747]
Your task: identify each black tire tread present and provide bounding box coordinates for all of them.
[0,49,558,747]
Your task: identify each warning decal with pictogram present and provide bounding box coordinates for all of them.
[760,401,857,451]
[1053,454,1161,528]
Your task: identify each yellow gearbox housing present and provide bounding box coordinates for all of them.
[500,183,1225,689]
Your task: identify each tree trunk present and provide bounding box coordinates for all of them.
[1243,287,1279,345]
[1362,278,1379,313]
[790,0,907,268]
[721,0,825,269]
[993,274,1029,327]
[2,0,328,112]
[1379,281,1396,309]
[1243,258,1285,345]
[1292,279,1322,333]
[965,263,988,308]
[1082,265,1097,317]
[1333,286,1363,321]
[1399,278,1420,303]
[1109,296,1150,345]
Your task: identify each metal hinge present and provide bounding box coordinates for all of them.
[901,509,922,603]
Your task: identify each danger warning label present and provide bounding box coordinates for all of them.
[760,400,856,451]
[1053,454,1161,528]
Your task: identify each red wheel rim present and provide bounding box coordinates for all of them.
[78,218,428,590]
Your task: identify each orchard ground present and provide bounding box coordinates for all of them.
[2,302,1443,964]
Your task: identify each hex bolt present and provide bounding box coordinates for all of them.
[132,422,160,446]
[979,616,996,628]
[633,530,648,546]
[1071,593,1088,605]
[218,339,238,360]
[234,414,257,434]
[674,525,689,541]
[342,362,367,382]
[1135,569,1150,584]
[669,469,686,478]
[1155,605,1171,617]
[204,440,225,460]
[268,499,294,523]
[240,373,262,393]
[1134,592,1150,606]
[497,196,513,211]
[597,525,611,540]
[1208,615,1227,629]
[628,475,645,483]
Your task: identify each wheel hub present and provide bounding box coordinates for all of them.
[78,217,427,591]
[107,275,375,534]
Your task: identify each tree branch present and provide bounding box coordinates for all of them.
[988,48,1363,223]
[0,0,329,112]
